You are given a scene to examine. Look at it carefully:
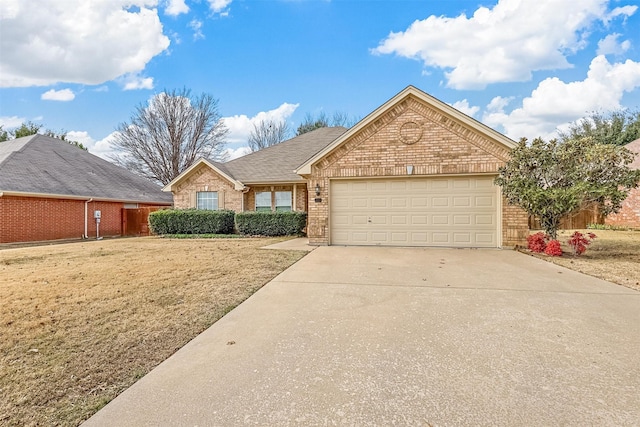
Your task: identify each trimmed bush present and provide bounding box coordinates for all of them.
[544,240,563,256]
[235,211,307,236]
[527,232,548,253]
[148,209,235,235]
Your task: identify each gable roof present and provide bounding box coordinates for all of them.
[296,85,517,176]
[625,138,640,169]
[163,126,346,191]
[223,126,347,183]
[0,134,172,204]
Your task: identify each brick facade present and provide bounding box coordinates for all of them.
[172,164,243,211]
[172,164,309,213]
[306,95,528,247]
[605,188,640,228]
[0,196,126,243]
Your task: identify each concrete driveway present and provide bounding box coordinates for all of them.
[83,246,640,426]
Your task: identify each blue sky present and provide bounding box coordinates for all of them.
[1,0,640,160]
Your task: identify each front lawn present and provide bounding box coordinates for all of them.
[526,229,640,291]
[0,237,306,426]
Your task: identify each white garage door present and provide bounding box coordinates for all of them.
[330,176,498,247]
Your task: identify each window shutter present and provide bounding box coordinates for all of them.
[219,190,225,210]
[190,192,197,208]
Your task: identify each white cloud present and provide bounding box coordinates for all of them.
[67,131,120,159]
[224,146,252,160]
[189,19,204,40]
[597,33,631,56]
[223,102,299,144]
[0,0,170,88]
[208,0,232,14]
[165,0,189,16]
[482,55,640,140]
[122,74,154,91]
[0,115,26,129]
[372,0,619,89]
[604,5,637,23]
[450,99,480,118]
[41,88,75,101]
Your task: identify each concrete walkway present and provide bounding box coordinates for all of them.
[83,247,640,426]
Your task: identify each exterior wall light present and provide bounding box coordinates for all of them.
[315,183,321,197]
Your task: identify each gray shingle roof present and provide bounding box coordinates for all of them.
[219,126,347,183]
[626,138,640,169]
[0,135,172,204]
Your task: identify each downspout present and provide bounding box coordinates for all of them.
[84,198,93,239]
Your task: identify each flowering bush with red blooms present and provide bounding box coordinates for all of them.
[544,240,563,256]
[527,232,548,253]
[568,231,597,256]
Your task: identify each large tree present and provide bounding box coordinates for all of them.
[495,137,640,239]
[295,111,358,135]
[248,119,290,152]
[559,110,640,146]
[110,89,228,185]
[0,121,86,149]
[12,121,42,138]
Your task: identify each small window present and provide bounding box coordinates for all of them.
[255,191,271,211]
[275,191,292,211]
[197,191,218,210]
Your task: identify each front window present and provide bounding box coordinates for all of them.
[197,191,218,210]
[255,192,271,211]
[275,191,292,211]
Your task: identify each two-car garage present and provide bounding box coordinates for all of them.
[330,176,499,248]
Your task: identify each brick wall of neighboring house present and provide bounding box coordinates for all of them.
[0,196,125,243]
[306,95,529,247]
[605,188,640,228]
[171,164,242,211]
[243,184,308,212]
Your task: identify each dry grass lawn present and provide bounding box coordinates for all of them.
[527,229,640,291]
[0,237,306,426]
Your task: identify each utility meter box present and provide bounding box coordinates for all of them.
[94,210,101,219]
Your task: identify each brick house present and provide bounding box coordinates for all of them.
[0,135,172,243]
[604,138,640,228]
[165,86,529,248]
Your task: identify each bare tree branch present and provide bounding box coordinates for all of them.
[110,88,229,185]
[248,119,290,152]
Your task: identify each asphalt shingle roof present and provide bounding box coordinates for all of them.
[626,138,640,169]
[218,126,347,183]
[0,135,172,204]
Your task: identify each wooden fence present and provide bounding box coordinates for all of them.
[121,207,167,236]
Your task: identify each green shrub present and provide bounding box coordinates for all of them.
[235,211,307,236]
[148,209,235,235]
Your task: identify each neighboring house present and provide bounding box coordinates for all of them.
[165,86,529,248]
[0,135,173,243]
[605,138,640,228]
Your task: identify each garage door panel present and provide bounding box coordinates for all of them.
[453,197,471,207]
[432,215,450,225]
[352,198,369,208]
[475,196,494,207]
[352,215,368,225]
[391,215,407,225]
[331,177,497,247]
[453,215,471,225]
[432,197,449,207]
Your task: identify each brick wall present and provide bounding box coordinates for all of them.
[605,188,640,228]
[172,164,243,211]
[0,196,125,243]
[306,95,529,247]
